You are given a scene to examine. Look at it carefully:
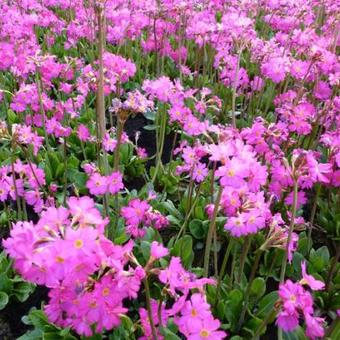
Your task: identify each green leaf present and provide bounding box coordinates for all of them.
[140,241,151,261]
[225,289,243,328]
[328,319,340,339]
[0,291,9,310]
[66,169,87,191]
[0,273,13,293]
[8,109,18,124]
[13,282,35,302]
[256,291,278,318]
[310,246,329,272]
[160,327,181,340]
[283,326,308,340]
[171,235,194,268]
[144,124,157,131]
[244,316,263,336]
[17,329,43,340]
[250,277,266,299]
[189,219,205,239]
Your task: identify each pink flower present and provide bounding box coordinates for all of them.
[224,214,248,237]
[77,124,90,142]
[216,158,248,188]
[107,171,124,194]
[86,172,108,195]
[121,199,150,227]
[261,57,288,83]
[276,310,299,332]
[187,316,227,340]
[192,162,208,182]
[300,261,325,291]
[137,147,148,159]
[103,133,117,152]
[176,294,212,334]
[150,241,169,259]
[313,81,332,100]
[305,313,325,340]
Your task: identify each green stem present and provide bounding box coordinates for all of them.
[231,51,241,128]
[114,119,124,171]
[307,185,320,254]
[10,157,22,220]
[175,184,202,243]
[204,186,223,277]
[63,139,68,205]
[251,308,277,339]
[279,180,298,283]
[237,235,252,285]
[152,105,167,184]
[143,277,158,340]
[325,243,340,291]
[215,238,234,305]
[237,250,263,332]
[35,71,50,148]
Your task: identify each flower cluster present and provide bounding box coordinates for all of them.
[121,198,168,238]
[86,170,124,196]
[277,262,325,339]
[3,197,145,336]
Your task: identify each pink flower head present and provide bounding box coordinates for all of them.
[305,313,325,340]
[77,124,90,142]
[300,261,325,291]
[107,171,124,194]
[187,316,227,340]
[86,172,108,195]
[150,241,169,259]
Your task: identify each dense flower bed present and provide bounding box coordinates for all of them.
[0,0,339,339]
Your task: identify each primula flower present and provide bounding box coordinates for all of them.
[150,241,169,259]
[86,172,108,195]
[277,276,324,337]
[187,317,227,340]
[300,261,325,290]
[305,313,325,339]
[107,171,124,194]
[176,293,212,333]
[77,124,90,142]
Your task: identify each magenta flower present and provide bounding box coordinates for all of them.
[305,313,325,340]
[276,309,299,332]
[150,241,169,259]
[77,124,90,142]
[300,261,325,291]
[187,316,227,340]
[107,171,124,194]
[86,172,108,195]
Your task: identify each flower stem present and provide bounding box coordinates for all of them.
[307,184,320,253]
[237,235,252,285]
[237,249,263,332]
[143,277,158,340]
[204,186,223,277]
[215,238,234,305]
[152,105,167,184]
[251,307,277,339]
[279,180,298,283]
[231,51,241,128]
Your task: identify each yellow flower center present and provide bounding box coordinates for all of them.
[191,308,198,317]
[89,301,97,308]
[55,256,65,263]
[102,287,110,297]
[200,329,210,337]
[228,169,235,177]
[74,239,84,249]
